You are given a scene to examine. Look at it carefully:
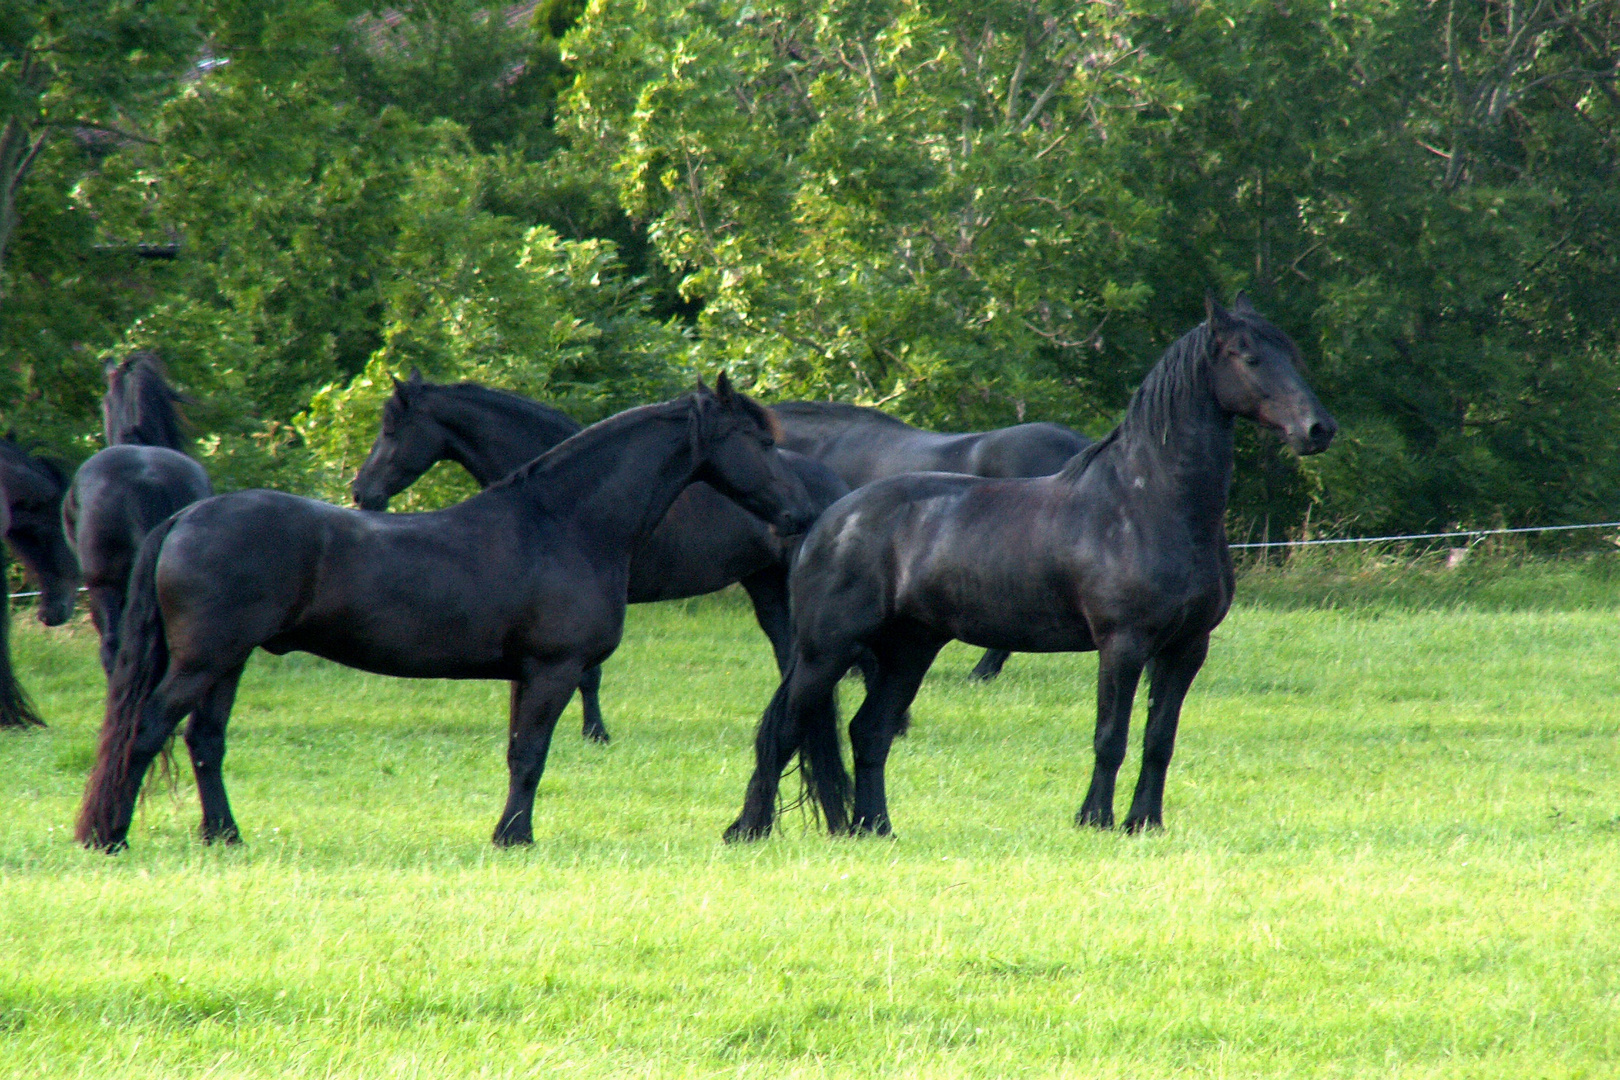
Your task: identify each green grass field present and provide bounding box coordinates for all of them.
[3,557,1619,1078]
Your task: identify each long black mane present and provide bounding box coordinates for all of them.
[103,352,189,451]
[1058,320,1230,482]
[492,389,781,492]
[397,381,580,439]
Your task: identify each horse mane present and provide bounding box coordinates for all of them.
[405,381,583,439]
[1057,322,1216,482]
[104,351,189,451]
[488,386,779,492]
[770,400,913,430]
[487,398,692,492]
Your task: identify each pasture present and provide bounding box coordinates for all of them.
[2,557,1619,1078]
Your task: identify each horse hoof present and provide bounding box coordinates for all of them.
[491,828,534,847]
[1122,817,1162,835]
[723,819,770,844]
[1074,809,1113,830]
[967,666,1000,683]
[582,727,611,744]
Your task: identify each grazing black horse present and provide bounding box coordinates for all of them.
[349,372,850,741]
[0,440,80,728]
[77,377,817,852]
[63,353,213,673]
[772,400,1094,681]
[726,296,1336,842]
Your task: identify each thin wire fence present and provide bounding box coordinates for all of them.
[1231,520,1620,550]
[7,521,1620,600]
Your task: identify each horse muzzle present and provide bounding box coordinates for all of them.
[1288,414,1338,456]
[40,592,76,627]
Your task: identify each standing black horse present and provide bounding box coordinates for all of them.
[77,377,817,852]
[726,296,1336,842]
[349,372,850,742]
[63,353,213,673]
[0,440,80,727]
[772,401,1093,681]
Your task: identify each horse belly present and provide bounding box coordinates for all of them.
[894,539,1092,653]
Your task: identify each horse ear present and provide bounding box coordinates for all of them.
[715,370,735,404]
[1232,291,1258,317]
[1205,290,1237,332]
[408,367,424,385]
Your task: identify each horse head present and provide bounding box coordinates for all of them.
[352,369,443,511]
[103,351,190,451]
[1206,293,1337,455]
[692,373,818,536]
[0,449,80,626]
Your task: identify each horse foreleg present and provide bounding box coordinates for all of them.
[847,636,942,836]
[1076,634,1150,829]
[86,585,124,677]
[725,654,850,842]
[577,664,609,743]
[968,649,1011,682]
[493,662,583,846]
[183,662,246,844]
[1123,634,1209,833]
[739,567,793,674]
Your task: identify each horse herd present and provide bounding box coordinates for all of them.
[0,295,1335,853]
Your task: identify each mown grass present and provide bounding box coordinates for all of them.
[2,559,1619,1078]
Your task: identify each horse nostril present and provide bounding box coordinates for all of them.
[1308,419,1336,444]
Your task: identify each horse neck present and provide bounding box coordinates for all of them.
[1108,331,1235,536]
[427,391,577,486]
[511,403,703,557]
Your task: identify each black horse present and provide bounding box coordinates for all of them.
[726,296,1336,842]
[771,400,1094,681]
[0,439,80,728]
[77,377,817,852]
[349,372,850,741]
[63,353,213,673]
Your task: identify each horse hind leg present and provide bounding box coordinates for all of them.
[88,668,218,852]
[847,635,944,836]
[1123,634,1209,833]
[725,652,852,843]
[183,662,247,844]
[87,585,124,677]
[577,664,609,743]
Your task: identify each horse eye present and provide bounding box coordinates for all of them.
[1244,353,1263,367]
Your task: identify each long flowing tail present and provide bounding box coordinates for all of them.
[752,656,852,835]
[0,553,45,728]
[75,513,180,848]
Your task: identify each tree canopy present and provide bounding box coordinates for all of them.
[3,0,1617,532]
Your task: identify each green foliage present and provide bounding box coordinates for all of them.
[565,0,1163,430]
[3,0,1618,533]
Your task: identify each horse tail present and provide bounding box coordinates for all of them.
[758,656,851,834]
[0,550,44,729]
[75,512,179,847]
